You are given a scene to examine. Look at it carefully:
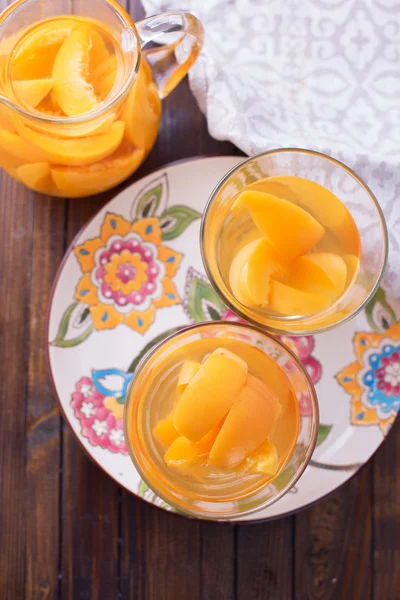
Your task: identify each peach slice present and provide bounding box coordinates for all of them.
[10,21,75,80]
[174,348,248,442]
[0,128,48,163]
[52,25,98,116]
[343,254,360,287]
[123,65,161,150]
[89,29,110,72]
[51,144,145,197]
[152,415,179,448]
[246,238,288,305]
[177,360,201,395]
[12,78,54,108]
[269,280,332,316]
[16,162,58,195]
[17,120,124,166]
[209,375,281,469]
[164,420,224,472]
[233,190,325,260]
[263,176,360,254]
[91,54,117,98]
[164,436,203,469]
[245,440,279,475]
[290,253,347,299]
[229,239,261,306]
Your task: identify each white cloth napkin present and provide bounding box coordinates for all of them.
[142,0,400,297]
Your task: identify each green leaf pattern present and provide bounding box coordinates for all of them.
[52,301,93,347]
[184,268,226,322]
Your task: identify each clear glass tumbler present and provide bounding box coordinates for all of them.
[124,322,319,520]
[201,149,388,335]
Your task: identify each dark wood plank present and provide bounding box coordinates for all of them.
[0,173,34,600]
[294,465,372,600]
[120,498,201,600]
[237,517,294,600]
[26,196,66,599]
[200,523,234,600]
[373,416,400,597]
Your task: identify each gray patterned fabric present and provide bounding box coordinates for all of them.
[142,0,400,296]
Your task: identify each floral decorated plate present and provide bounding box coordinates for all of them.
[47,156,400,521]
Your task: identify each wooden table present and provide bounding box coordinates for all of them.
[1,2,400,598]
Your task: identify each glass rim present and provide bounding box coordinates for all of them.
[0,0,141,124]
[123,320,320,520]
[200,147,389,336]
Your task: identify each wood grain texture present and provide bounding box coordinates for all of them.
[237,517,294,600]
[295,465,372,600]
[26,196,66,600]
[373,416,400,598]
[0,174,33,600]
[120,497,201,600]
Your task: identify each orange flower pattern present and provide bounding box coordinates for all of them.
[73,212,182,334]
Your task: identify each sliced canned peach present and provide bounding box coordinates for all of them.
[343,254,360,288]
[177,360,201,395]
[0,128,48,163]
[174,348,248,442]
[52,25,98,116]
[13,78,54,108]
[290,253,347,299]
[209,375,281,469]
[245,440,279,475]
[152,415,179,448]
[17,120,124,166]
[229,239,261,306]
[17,162,58,195]
[123,65,161,150]
[263,176,360,254]
[10,21,75,80]
[233,190,325,260]
[269,279,331,316]
[51,144,145,196]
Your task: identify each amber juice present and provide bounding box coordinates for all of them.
[126,334,300,507]
[216,176,362,323]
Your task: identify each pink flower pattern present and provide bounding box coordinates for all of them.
[71,377,128,454]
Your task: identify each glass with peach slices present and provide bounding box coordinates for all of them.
[124,322,318,519]
[0,0,203,196]
[201,149,388,335]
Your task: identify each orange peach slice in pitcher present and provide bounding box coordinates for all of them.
[52,25,99,116]
[16,162,57,195]
[51,144,145,196]
[233,190,325,260]
[209,375,281,469]
[0,128,48,163]
[16,120,124,166]
[9,20,75,80]
[173,348,248,442]
[123,63,161,150]
[12,78,54,108]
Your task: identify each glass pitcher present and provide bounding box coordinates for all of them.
[0,0,203,197]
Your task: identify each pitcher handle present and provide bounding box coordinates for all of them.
[135,12,204,99]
